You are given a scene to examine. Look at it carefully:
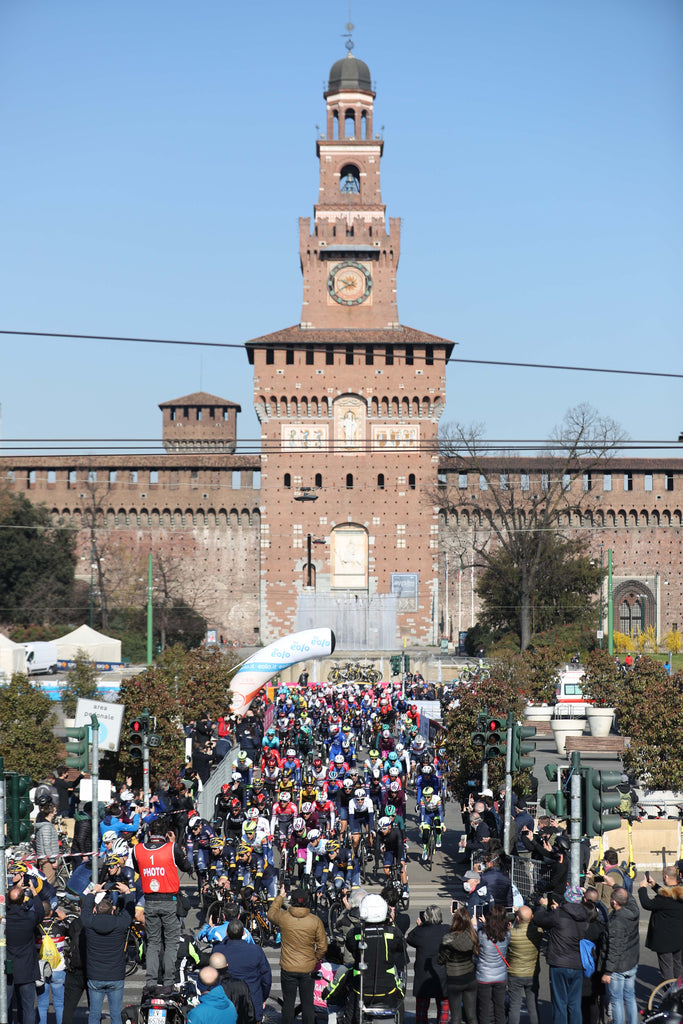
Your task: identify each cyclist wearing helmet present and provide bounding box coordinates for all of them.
[98,853,142,906]
[338,778,356,836]
[314,793,336,833]
[270,791,298,837]
[378,728,395,758]
[224,797,247,844]
[383,780,407,823]
[348,788,375,856]
[214,783,235,836]
[235,750,254,786]
[310,757,327,786]
[247,781,269,817]
[377,816,408,892]
[280,748,302,786]
[285,817,309,882]
[415,761,437,807]
[300,801,320,830]
[186,815,216,885]
[367,769,384,812]
[364,748,383,776]
[418,787,445,859]
[326,840,360,891]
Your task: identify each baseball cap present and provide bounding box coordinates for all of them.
[479,788,494,798]
[463,870,480,880]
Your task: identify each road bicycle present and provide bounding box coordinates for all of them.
[124,920,146,977]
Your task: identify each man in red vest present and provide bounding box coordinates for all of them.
[133,818,192,985]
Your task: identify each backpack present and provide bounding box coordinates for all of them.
[579,938,597,978]
[613,866,634,895]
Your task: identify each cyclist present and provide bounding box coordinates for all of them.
[213,783,235,837]
[280,748,302,787]
[418,786,445,859]
[224,797,246,845]
[234,750,254,786]
[270,790,298,837]
[314,792,336,833]
[348,787,375,857]
[186,813,215,888]
[378,815,408,895]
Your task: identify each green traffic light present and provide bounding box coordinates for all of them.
[511,723,537,772]
[65,726,90,771]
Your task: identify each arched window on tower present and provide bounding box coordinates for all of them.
[333,110,339,140]
[346,473,354,489]
[315,473,322,488]
[339,164,360,194]
[409,473,416,490]
[344,109,356,139]
[284,473,291,489]
[361,110,368,139]
[377,473,385,489]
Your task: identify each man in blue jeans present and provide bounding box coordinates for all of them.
[81,887,136,1024]
[533,886,588,1024]
[602,887,640,1024]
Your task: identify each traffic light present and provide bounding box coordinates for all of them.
[129,720,145,760]
[6,773,33,844]
[390,655,402,676]
[484,717,506,761]
[470,713,488,750]
[65,725,90,771]
[140,709,150,733]
[582,768,622,837]
[510,723,537,772]
[540,763,568,817]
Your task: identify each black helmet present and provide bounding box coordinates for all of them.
[554,834,570,854]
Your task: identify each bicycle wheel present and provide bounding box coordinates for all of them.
[329,899,345,938]
[124,928,143,977]
[648,978,680,1012]
[206,900,227,926]
[245,913,267,947]
[427,830,436,872]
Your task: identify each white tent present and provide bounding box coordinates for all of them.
[55,625,122,663]
[0,632,27,678]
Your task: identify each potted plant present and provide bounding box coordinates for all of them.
[580,650,625,736]
[550,714,586,755]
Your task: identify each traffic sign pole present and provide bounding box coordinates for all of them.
[503,712,514,855]
[91,715,100,886]
[570,751,581,888]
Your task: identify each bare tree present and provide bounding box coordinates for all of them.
[434,403,626,650]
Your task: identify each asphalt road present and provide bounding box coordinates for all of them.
[56,764,667,1024]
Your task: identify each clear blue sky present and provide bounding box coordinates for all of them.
[1,0,681,455]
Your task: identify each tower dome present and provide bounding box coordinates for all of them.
[327,53,372,93]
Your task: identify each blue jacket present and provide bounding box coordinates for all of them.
[213,938,272,1018]
[187,985,237,1024]
[475,928,510,984]
[481,867,513,908]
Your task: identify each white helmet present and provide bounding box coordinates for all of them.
[112,838,130,857]
[307,829,321,842]
[360,894,388,924]
[102,830,117,843]
[378,816,392,829]
[355,788,366,800]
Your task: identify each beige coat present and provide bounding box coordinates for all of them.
[267,895,328,973]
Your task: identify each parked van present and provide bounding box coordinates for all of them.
[555,667,591,715]
[24,641,59,675]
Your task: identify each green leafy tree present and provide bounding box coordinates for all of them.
[0,492,76,626]
[442,657,528,798]
[475,536,600,640]
[0,674,62,780]
[582,652,683,787]
[518,645,562,705]
[437,404,625,651]
[118,669,186,784]
[62,649,99,718]
[116,645,237,784]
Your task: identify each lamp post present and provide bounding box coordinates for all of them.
[599,542,604,648]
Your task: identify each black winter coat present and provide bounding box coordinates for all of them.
[6,894,44,984]
[80,893,135,981]
[638,885,683,954]
[406,923,449,997]
[604,896,640,974]
[71,816,92,858]
[533,902,588,970]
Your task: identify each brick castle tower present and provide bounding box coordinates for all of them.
[247,49,454,646]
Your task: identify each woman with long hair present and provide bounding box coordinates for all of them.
[475,905,511,1024]
[437,905,479,1024]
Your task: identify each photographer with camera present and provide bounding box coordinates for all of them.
[533,886,588,1024]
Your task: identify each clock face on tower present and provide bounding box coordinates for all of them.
[327,261,372,305]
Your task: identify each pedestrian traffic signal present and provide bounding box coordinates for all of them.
[140,709,150,733]
[540,763,568,817]
[510,723,537,772]
[6,773,33,844]
[484,717,506,760]
[129,720,145,760]
[581,768,622,837]
[390,655,402,676]
[65,725,90,771]
[470,713,488,750]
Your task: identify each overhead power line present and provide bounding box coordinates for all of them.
[1,329,682,380]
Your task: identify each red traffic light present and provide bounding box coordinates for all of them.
[131,721,142,732]
[488,721,498,731]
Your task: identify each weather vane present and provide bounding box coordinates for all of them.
[342,10,354,54]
